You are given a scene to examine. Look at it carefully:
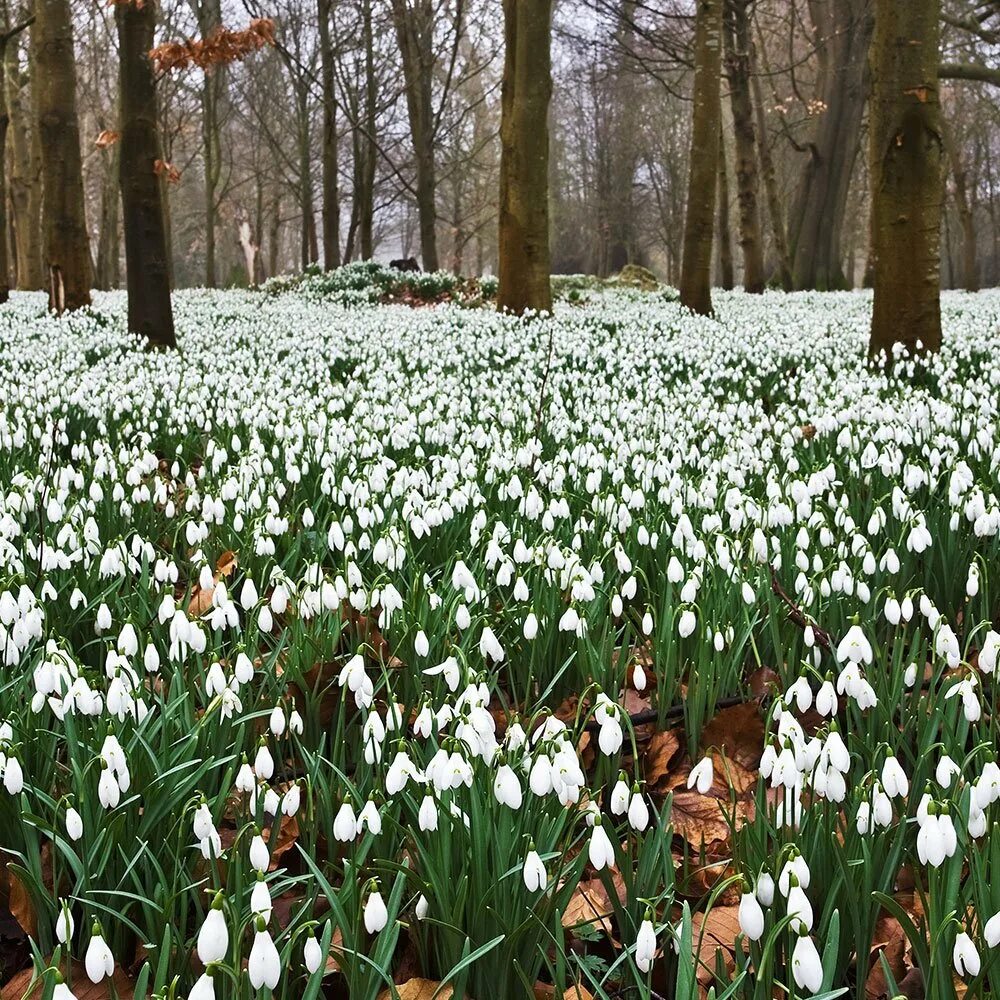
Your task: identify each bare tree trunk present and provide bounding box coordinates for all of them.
[788,0,873,291]
[391,0,439,271]
[869,0,942,356]
[95,144,121,290]
[359,0,377,260]
[716,125,734,290]
[750,44,791,290]
[4,35,42,289]
[680,0,723,316]
[723,0,764,293]
[34,0,91,312]
[0,21,33,302]
[191,0,224,288]
[318,0,340,269]
[497,0,553,315]
[116,0,176,348]
[944,124,978,291]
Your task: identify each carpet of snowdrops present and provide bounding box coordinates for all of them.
[2,283,1000,1000]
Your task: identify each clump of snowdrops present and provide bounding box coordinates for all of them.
[0,284,1000,999]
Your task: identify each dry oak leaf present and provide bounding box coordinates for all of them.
[700,702,764,771]
[187,549,238,616]
[865,915,909,1000]
[666,754,757,848]
[1,960,134,999]
[94,129,120,148]
[534,983,594,1000]
[643,729,682,794]
[562,872,625,939]
[377,980,455,1000]
[690,905,744,986]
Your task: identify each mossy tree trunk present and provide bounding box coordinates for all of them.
[868,0,942,356]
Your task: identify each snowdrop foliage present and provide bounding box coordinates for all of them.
[1,286,1000,998]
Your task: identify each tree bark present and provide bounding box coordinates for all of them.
[788,0,873,291]
[95,143,121,290]
[497,0,553,315]
[680,0,723,316]
[359,0,377,260]
[716,126,734,290]
[723,0,764,293]
[191,0,225,288]
[0,21,33,302]
[318,0,341,269]
[4,35,42,289]
[391,0,439,271]
[34,0,91,312]
[116,0,176,348]
[868,0,942,356]
[943,123,978,291]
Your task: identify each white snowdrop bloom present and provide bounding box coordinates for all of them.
[677,609,696,638]
[954,930,981,978]
[288,710,304,735]
[269,705,286,737]
[610,777,629,815]
[334,801,358,842]
[738,891,764,941]
[985,911,1000,948]
[85,925,115,983]
[687,755,713,794]
[523,612,538,640]
[197,896,229,964]
[493,764,522,809]
[588,820,616,870]
[248,921,281,990]
[756,872,775,907]
[936,755,960,788]
[414,630,429,657]
[836,624,872,665]
[254,743,275,780]
[635,916,656,973]
[251,876,272,922]
[628,789,649,831]
[189,972,216,1000]
[786,882,813,934]
[65,806,83,841]
[523,848,547,891]
[424,655,460,692]
[791,932,823,994]
[55,901,75,944]
[364,886,388,933]
[249,833,270,872]
[880,754,908,798]
[815,680,837,717]
[304,932,322,974]
[479,625,504,663]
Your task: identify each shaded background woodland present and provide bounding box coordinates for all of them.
[6,0,1000,291]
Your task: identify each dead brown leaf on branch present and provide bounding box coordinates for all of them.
[149,19,276,73]
[94,129,120,148]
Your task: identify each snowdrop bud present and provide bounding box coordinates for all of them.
[523,612,538,640]
[3,756,23,795]
[143,642,160,672]
[55,900,75,944]
[52,977,78,1000]
[189,971,216,1000]
[249,833,270,872]
[984,911,1000,948]
[414,630,429,657]
[524,847,547,891]
[739,890,765,941]
[415,894,429,919]
[756,872,775,907]
[364,886,388,933]
[254,743,274,780]
[96,603,112,632]
[687,756,713,794]
[304,932,322,974]
[628,788,649,831]
[66,806,83,841]
[198,894,229,964]
[240,578,259,609]
[269,705,286,737]
[678,609,696,638]
[610,776,629,815]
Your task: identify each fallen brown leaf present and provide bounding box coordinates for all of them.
[1,960,134,999]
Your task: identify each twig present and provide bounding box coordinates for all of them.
[769,566,833,651]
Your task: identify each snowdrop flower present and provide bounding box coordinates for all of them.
[85,923,114,983]
[677,609,696,638]
[189,971,216,1000]
[836,623,872,665]
[364,884,388,933]
[984,911,1000,948]
[635,914,656,972]
[881,754,909,798]
[588,819,616,870]
[197,893,229,964]
[304,931,322,974]
[248,918,281,990]
[249,832,270,872]
[688,755,713,794]
[954,930,981,977]
[334,801,358,842]
[523,847,547,891]
[52,976,78,1000]
[739,889,764,940]
[791,931,823,994]
[55,900,75,944]
[493,763,523,809]
[66,806,83,841]
[628,788,649,831]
